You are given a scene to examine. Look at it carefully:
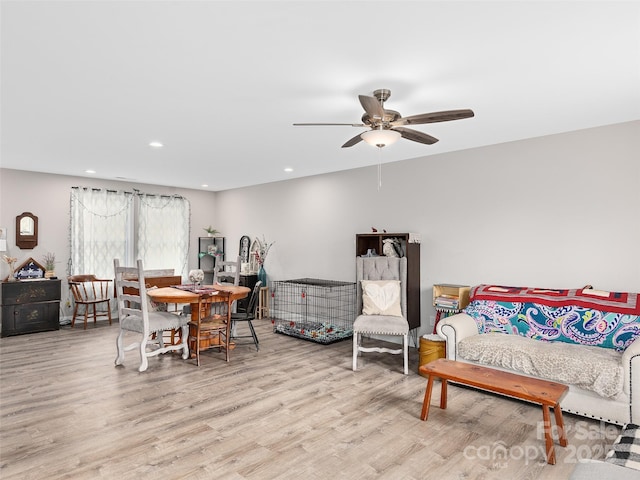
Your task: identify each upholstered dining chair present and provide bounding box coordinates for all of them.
[212,256,242,319]
[352,256,409,374]
[68,274,113,329]
[113,259,189,372]
[231,280,262,351]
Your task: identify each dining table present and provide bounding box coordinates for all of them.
[147,283,251,363]
[146,284,250,320]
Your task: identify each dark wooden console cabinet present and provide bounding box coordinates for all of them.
[1,280,61,337]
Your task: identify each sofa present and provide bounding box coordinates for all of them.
[436,284,640,426]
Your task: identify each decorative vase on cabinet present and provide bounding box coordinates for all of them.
[257,265,267,287]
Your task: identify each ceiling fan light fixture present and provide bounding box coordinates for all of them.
[361,128,401,148]
[294,89,471,148]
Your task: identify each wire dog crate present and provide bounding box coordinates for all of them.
[272,278,357,344]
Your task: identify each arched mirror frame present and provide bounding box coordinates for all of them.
[16,212,38,249]
[239,235,251,264]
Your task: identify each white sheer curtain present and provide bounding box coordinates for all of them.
[70,188,190,280]
[70,188,133,279]
[137,195,190,278]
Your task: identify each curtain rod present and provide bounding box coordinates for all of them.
[71,186,184,199]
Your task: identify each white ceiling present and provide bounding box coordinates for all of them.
[2,1,639,192]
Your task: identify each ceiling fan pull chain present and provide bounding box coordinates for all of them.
[377,147,382,191]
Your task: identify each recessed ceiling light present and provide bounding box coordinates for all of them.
[149,141,163,148]
[284,167,293,173]
[85,169,96,174]
[201,184,209,188]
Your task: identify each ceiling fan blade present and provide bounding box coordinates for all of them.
[358,95,385,120]
[293,123,366,127]
[341,132,365,148]
[391,109,475,126]
[393,127,439,145]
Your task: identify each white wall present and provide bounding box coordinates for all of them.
[2,121,639,336]
[0,170,216,317]
[215,121,640,337]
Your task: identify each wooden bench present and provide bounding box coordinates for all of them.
[419,358,569,465]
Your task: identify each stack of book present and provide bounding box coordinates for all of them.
[434,295,460,310]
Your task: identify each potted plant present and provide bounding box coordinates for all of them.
[203,226,220,237]
[2,255,18,282]
[42,252,56,278]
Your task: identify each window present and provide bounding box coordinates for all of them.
[70,188,190,279]
[137,194,190,275]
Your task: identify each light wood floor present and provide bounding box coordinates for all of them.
[0,319,618,479]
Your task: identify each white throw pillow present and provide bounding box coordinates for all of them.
[361,280,402,317]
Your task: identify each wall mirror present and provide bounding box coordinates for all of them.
[16,212,38,249]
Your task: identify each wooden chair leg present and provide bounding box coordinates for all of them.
[352,333,358,371]
[138,335,149,373]
[115,330,125,366]
[403,334,409,375]
[71,304,79,328]
[196,330,201,367]
[181,325,189,360]
[224,329,230,362]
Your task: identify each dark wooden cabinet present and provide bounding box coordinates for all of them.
[1,280,61,337]
[356,233,421,330]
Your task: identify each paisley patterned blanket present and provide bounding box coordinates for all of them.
[464,285,640,351]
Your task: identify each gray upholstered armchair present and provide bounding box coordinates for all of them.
[352,256,409,374]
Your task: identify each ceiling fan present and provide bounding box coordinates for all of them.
[294,88,474,148]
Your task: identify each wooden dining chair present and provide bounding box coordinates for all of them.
[188,290,234,365]
[68,274,113,329]
[113,259,190,372]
